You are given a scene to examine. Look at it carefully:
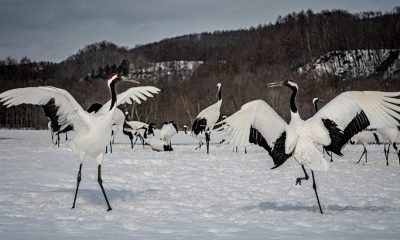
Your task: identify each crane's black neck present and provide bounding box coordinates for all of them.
[109,80,117,111]
[289,86,298,113]
[218,87,222,100]
[143,127,148,139]
[314,101,319,113]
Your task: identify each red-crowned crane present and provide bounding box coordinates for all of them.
[218,79,400,214]
[191,83,222,154]
[377,127,400,165]
[160,121,178,146]
[124,121,155,148]
[140,124,173,151]
[0,73,160,211]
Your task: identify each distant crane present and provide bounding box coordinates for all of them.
[377,127,400,165]
[218,79,400,214]
[140,124,173,151]
[160,121,178,147]
[124,121,155,148]
[44,99,74,147]
[0,73,160,211]
[192,83,222,154]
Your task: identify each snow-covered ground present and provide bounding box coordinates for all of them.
[0,129,399,239]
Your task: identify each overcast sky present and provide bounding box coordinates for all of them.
[0,0,398,62]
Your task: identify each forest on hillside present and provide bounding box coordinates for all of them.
[0,7,399,129]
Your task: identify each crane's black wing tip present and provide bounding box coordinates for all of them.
[271,161,285,170]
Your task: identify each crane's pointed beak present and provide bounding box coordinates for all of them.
[121,76,140,84]
[267,81,284,88]
[319,99,324,102]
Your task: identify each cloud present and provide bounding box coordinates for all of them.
[0,0,397,62]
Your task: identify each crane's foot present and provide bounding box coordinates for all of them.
[295,166,309,185]
[295,176,309,185]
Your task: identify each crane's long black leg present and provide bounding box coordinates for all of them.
[295,166,309,185]
[97,165,112,211]
[71,163,82,209]
[205,132,210,154]
[245,147,247,154]
[394,143,400,165]
[330,151,333,162]
[311,170,323,214]
[365,146,368,163]
[386,144,390,166]
[195,141,203,150]
[132,136,138,148]
[325,150,333,162]
[57,134,60,147]
[130,137,133,149]
[51,132,54,143]
[65,132,68,141]
[356,146,366,164]
[109,140,113,153]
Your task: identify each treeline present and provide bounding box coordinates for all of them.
[0,7,400,129]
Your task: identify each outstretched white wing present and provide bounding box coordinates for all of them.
[0,86,91,132]
[97,86,161,114]
[307,91,400,156]
[217,100,290,168]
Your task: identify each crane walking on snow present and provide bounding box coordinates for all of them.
[218,79,400,214]
[0,73,160,211]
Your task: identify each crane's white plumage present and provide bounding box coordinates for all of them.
[376,127,400,164]
[191,83,222,153]
[195,100,222,129]
[311,91,400,131]
[160,121,178,145]
[1,86,91,133]
[377,127,399,143]
[124,121,149,139]
[92,86,161,115]
[110,108,126,139]
[220,100,286,148]
[145,138,171,152]
[351,130,379,145]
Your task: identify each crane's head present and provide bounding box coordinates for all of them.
[216,83,222,89]
[267,78,298,91]
[312,97,324,105]
[106,73,140,88]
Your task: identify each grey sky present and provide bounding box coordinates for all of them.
[0,0,397,62]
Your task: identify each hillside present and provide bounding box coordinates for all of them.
[298,49,400,79]
[0,8,400,129]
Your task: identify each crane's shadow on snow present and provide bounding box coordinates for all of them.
[242,202,395,213]
[52,188,159,206]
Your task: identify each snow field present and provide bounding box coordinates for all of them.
[0,129,399,239]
